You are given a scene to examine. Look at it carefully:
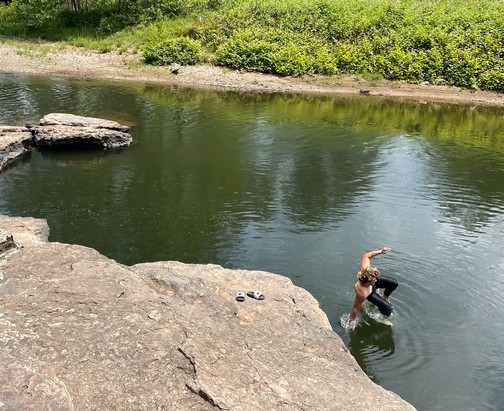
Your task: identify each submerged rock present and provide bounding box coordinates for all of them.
[0,215,417,411]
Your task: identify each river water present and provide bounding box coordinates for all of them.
[1,73,504,410]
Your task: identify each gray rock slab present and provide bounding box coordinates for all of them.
[0,215,417,411]
[32,125,132,149]
[40,113,130,132]
[0,126,33,171]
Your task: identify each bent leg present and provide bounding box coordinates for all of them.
[375,276,398,298]
[367,291,394,316]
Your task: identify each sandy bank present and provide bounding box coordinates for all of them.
[1,41,503,107]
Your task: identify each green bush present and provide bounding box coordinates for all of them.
[215,29,337,76]
[479,69,504,92]
[143,37,203,65]
[215,29,278,73]
[2,0,64,33]
[272,41,337,76]
[443,45,481,89]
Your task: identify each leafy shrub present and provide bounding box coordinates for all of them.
[272,42,332,76]
[8,0,65,31]
[215,29,337,76]
[479,69,504,92]
[215,29,278,73]
[131,0,218,21]
[96,13,133,36]
[143,37,203,65]
[334,41,373,74]
[443,46,481,89]
[0,4,11,32]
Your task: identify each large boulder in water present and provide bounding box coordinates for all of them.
[0,115,132,170]
[31,113,132,149]
[0,215,417,411]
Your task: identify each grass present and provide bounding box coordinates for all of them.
[1,0,503,91]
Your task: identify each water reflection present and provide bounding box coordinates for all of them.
[347,316,396,384]
[1,73,504,411]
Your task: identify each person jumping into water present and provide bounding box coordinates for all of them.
[348,247,398,329]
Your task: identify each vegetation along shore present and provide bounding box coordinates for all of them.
[0,0,503,107]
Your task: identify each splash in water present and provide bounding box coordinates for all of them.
[364,303,394,326]
[340,304,395,329]
[340,313,356,330]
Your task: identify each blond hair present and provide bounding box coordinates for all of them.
[357,266,380,284]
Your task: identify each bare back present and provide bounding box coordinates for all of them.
[354,276,373,300]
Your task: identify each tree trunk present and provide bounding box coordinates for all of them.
[68,0,80,12]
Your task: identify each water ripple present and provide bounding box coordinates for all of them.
[3,74,504,411]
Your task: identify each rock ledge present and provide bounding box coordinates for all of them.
[0,215,416,411]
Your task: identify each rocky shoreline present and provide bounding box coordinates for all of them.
[1,41,503,107]
[0,215,417,410]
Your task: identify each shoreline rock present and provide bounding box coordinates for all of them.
[0,113,132,171]
[0,215,417,410]
[0,126,33,171]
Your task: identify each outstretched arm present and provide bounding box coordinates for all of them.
[360,247,391,269]
[348,294,366,328]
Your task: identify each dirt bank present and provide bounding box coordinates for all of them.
[1,41,503,107]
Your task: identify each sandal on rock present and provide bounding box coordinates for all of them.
[236,291,246,302]
[247,291,265,300]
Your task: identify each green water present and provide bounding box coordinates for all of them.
[1,73,504,410]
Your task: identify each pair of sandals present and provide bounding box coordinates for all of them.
[236,291,264,302]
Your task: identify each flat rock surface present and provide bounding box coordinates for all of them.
[0,115,132,169]
[0,215,417,411]
[40,113,130,132]
[32,124,132,148]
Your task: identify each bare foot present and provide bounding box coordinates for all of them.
[381,294,390,303]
